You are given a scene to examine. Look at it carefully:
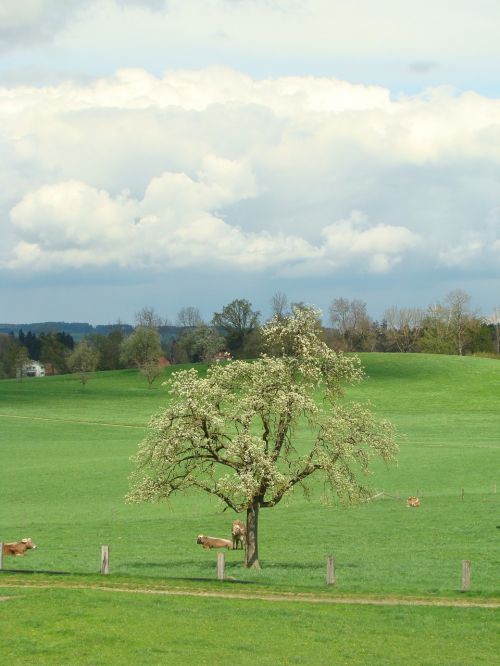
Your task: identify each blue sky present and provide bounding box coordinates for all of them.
[1,0,499,324]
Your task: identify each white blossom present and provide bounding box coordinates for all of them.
[127,306,398,513]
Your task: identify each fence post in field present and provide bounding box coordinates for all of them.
[326,556,336,585]
[0,543,3,572]
[101,545,109,575]
[461,560,471,592]
[217,552,225,581]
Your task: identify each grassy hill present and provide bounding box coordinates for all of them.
[0,353,498,594]
[1,353,498,663]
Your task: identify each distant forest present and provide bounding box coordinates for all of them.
[1,290,499,380]
[0,322,135,340]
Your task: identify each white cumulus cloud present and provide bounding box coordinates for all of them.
[1,67,500,279]
[321,212,420,273]
[6,173,418,276]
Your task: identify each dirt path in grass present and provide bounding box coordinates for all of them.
[0,413,144,429]
[0,582,498,608]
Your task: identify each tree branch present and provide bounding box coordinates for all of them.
[261,460,325,507]
[192,480,240,512]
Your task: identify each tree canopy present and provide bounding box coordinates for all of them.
[212,298,260,357]
[68,341,100,385]
[120,325,163,386]
[175,324,225,363]
[128,306,398,568]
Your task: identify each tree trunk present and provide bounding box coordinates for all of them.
[244,499,261,569]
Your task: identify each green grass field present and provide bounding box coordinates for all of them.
[1,354,499,663]
[1,586,497,665]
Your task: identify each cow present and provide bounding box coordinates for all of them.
[231,520,246,550]
[406,496,421,508]
[2,538,37,556]
[196,535,233,550]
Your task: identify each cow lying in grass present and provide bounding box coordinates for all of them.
[2,538,37,556]
[231,520,246,550]
[196,535,233,550]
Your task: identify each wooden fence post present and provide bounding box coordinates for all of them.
[101,545,109,575]
[217,552,225,581]
[461,560,471,592]
[326,556,336,585]
[0,543,3,572]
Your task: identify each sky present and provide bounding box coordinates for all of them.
[1,0,499,325]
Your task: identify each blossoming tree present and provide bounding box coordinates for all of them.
[127,307,398,569]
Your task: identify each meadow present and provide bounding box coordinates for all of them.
[1,585,498,665]
[0,354,498,663]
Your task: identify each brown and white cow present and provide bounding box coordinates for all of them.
[231,520,246,550]
[196,535,233,550]
[406,496,421,508]
[2,538,38,556]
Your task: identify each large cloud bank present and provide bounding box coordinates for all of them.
[1,67,499,278]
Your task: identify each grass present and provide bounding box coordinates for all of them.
[0,354,498,663]
[1,355,498,594]
[0,586,498,665]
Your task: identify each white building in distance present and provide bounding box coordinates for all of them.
[23,361,45,377]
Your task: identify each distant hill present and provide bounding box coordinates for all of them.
[0,322,182,342]
[0,322,133,341]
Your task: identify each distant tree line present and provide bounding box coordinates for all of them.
[326,289,497,356]
[0,321,134,338]
[0,325,128,379]
[1,290,498,381]
[0,330,75,378]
